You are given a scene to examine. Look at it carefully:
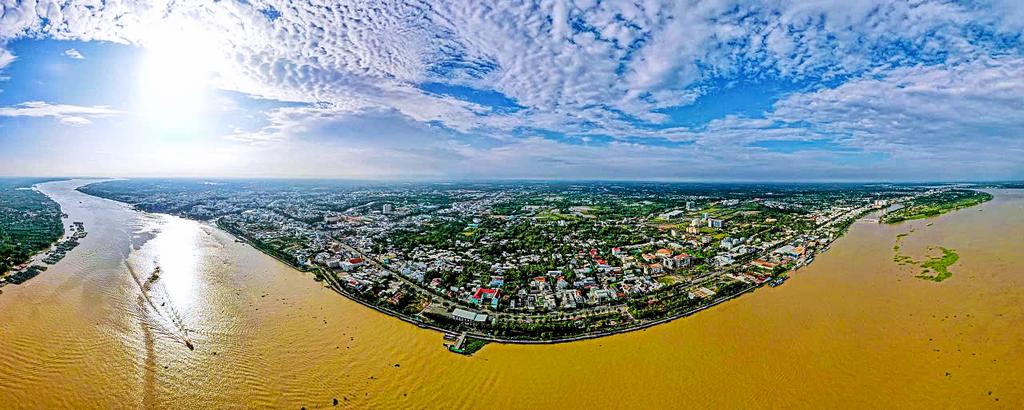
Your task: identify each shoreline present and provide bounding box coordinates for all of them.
[0,183,69,283]
[63,185,831,345]
[68,188,771,345]
[213,216,767,345]
[63,182,993,346]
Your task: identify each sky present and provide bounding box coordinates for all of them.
[0,0,1022,181]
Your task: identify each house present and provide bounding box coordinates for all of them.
[751,259,779,270]
[488,276,505,288]
[339,257,365,271]
[589,289,615,304]
[688,286,716,299]
[673,253,693,268]
[720,237,738,249]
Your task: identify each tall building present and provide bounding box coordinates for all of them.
[382,203,394,214]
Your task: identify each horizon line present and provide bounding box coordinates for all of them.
[3,175,1022,185]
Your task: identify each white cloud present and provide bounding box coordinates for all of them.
[0,48,14,69]
[3,1,1018,135]
[63,48,84,59]
[0,101,121,126]
[0,0,1022,179]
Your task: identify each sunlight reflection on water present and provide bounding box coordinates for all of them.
[150,217,199,310]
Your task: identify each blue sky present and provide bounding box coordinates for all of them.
[0,0,1022,181]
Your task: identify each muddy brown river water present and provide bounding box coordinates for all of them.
[1,180,1021,409]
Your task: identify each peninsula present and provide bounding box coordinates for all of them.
[0,178,66,287]
[75,180,995,346]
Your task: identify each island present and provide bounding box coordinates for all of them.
[76,180,992,348]
[881,189,992,224]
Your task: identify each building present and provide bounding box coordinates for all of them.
[469,287,500,309]
[673,253,693,268]
[340,257,365,271]
[660,209,685,219]
[707,218,724,229]
[382,203,394,214]
[751,259,779,270]
[451,308,489,325]
[720,237,738,249]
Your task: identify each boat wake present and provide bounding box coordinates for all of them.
[125,260,195,351]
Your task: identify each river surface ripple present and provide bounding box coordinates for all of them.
[1,180,1022,409]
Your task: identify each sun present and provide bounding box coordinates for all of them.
[136,23,218,130]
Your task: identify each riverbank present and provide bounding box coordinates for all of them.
[67,183,990,347]
[0,179,66,279]
[67,184,845,346]
[882,189,992,224]
[208,213,772,345]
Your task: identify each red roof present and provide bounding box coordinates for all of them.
[349,257,364,264]
[472,288,499,299]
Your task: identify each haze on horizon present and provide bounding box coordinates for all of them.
[0,1,1022,181]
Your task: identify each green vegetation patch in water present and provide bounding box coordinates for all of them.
[892,231,959,282]
[916,247,959,282]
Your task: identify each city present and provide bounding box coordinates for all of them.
[72,180,990,348]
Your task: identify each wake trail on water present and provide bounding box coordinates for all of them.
[124,259,194,350]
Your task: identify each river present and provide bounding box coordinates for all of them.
[1,180,1021,408]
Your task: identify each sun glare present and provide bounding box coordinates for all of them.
[137,23,217,130]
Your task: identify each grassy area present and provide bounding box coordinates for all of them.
[657,275,682,286]
[883,190,992,224]
[916,247,959,282]
[450,337,489,355]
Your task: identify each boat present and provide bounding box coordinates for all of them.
[768,277,787,287]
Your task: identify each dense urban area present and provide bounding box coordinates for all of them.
[70,180,994,346]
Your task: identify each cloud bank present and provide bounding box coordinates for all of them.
[0,0,1022,180]
[0,101,120,126]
